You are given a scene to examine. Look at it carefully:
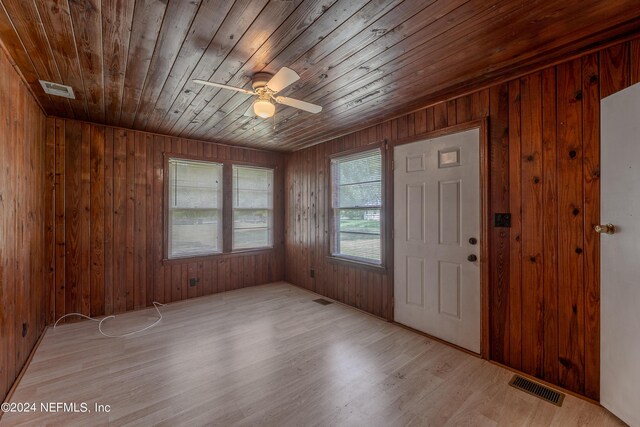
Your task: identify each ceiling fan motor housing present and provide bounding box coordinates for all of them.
[252,72,274,90]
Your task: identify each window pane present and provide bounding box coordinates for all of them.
[234,228,271,250]
[335,208,381,263]
[168,159,223,258]
[169,209,221,258]
[337,232,381,263]
[338,208,381,234]
[337,182,382,208]
[234,209,270,229]
[233,165,274,250]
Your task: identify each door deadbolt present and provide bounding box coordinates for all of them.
[594,224,616,234]
[467,254,478,262]
[469,237,478,245]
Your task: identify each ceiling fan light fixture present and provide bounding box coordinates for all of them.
[253,98,275,118]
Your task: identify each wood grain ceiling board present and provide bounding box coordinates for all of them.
[179,0,403,138]
[101,0,135,126]
[0,0,638,151]
[68,0,105,123]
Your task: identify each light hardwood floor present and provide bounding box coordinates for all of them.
[1,283,624,426]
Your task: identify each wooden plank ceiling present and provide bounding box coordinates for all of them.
[0,0,639,151]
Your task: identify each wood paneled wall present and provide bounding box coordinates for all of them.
[284,39,640,399]
[283,95,491,320]
[284,129,388,320]
[0,45,47,402]
[44,118,285,320]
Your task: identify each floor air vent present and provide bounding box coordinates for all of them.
[313,298,332,306]
[509,375,565,406]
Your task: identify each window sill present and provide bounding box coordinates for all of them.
[231,246,274,254]
[162,253,223,264]
[326,255,387,272]
[162,247,275,264]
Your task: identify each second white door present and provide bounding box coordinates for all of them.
[394,128,481,353]
[600,82,640,427]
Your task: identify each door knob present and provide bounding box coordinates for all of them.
[469,237,478,245]
[594,224,616,234]
[467,254,478,262]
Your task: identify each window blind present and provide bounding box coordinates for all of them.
[168,159,223,258]
[232,165,274,250]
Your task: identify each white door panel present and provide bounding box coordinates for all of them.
[600,82,640,427]
[394,128,481,353]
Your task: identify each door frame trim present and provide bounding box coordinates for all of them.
[390,118,490,359]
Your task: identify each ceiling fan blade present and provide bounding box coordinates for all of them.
[275,96,322,114]
[192,79,256,95]
[266,67,299,93]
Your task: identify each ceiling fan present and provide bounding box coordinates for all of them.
[193,67,322,119]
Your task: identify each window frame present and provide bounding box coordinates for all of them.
[328,143,387,269]
[231,164,275,251]
[163,153,279,263]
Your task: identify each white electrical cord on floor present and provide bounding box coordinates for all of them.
[53,302,166,338]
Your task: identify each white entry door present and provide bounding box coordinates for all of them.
[394,128,481,353]
[600,82,640,427]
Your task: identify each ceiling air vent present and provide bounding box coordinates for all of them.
[39,80,75,99]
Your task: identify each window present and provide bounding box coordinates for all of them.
[168,159,222,258]
[331,148,383,265]
[232,165,274,250]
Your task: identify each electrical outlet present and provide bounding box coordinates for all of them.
[310,268,315,278]
[494,213,511,228]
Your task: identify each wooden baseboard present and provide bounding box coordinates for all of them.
[0,326,49,420]
[284,281,389,322]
